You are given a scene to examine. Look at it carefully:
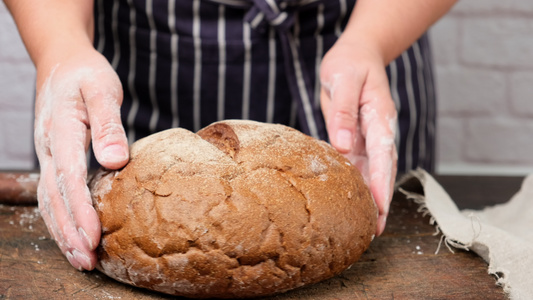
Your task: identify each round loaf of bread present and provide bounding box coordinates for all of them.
[89,120,377,299]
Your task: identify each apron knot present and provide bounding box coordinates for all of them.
[208,0,328,139]
[245,0,298,32]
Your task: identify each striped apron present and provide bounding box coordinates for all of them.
[92,0,436,173]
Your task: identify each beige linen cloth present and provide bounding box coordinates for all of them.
[397,169,533,300]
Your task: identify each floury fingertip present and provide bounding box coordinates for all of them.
[335,129,353,152]
[65,250,83,271]
[100,144,128,164]
[72,249,93,271]
[78,227,94,251]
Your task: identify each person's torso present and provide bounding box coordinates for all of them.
[94,0,355,141]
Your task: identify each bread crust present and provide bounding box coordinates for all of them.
[89,120,377,298]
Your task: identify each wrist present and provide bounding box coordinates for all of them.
[4,1,96,88]
[35,38,96,90]
[335,31,389,67]
[342,0,457,65]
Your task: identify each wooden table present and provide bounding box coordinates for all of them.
[1,175,519,299]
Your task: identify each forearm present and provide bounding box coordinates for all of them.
[4,0,95,87]
[343,0,457,65]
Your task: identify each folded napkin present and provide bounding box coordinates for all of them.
[397,169,533,300]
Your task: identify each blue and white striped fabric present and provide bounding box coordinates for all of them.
[92,0,435,173]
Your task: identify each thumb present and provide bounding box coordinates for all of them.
[82,69,129,169]
[322,73,363,154]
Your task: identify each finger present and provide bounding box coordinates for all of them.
[82,68,129,170]
[49,99,100,264]
[321,72,365,154]
[322,85,371,183]
[39,162,95,271]
[338,126,370,182]
[36,154,95,270]
[34,82,96,270]
[360,101,398,235]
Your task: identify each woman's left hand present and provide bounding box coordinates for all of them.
[320,39,398,236]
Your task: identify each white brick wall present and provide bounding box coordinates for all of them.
[0,2,35,170]
[1,1,533,175]
[432,1,533,175]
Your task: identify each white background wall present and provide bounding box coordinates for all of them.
[0,2,35,170]
[432,0,533,175]
[1,1,533,175]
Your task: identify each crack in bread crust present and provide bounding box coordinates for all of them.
[90,120,377,299]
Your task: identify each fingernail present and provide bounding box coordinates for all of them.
[336,129,352,152]
[79,227,94,251]
[101,144,128,163]
[379,216,388,235]
[66,251,83,271]
[72,249,93,270]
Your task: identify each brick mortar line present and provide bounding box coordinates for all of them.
[448,10,533,19]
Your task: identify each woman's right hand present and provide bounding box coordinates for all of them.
[34,47,129,270]
[4,0,130,271]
